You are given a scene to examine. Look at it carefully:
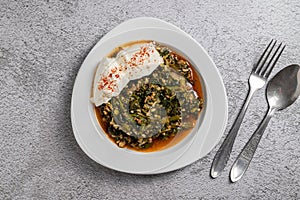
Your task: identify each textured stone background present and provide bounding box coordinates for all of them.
[1,0,300,199]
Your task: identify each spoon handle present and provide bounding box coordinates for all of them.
[230,108,276,182]
[211,88,256,178]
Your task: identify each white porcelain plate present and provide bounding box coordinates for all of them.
[71,18,228,174]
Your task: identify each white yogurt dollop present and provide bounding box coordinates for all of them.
[92,42,164,107]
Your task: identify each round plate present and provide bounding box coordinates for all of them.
[71,24,227,174]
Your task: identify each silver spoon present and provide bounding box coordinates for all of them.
[230,64,300,182]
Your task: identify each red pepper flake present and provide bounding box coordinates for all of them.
[111,67,117,73]
[126,45,152,68]
[98,85,104,90]
[97,44,154,92]
[98,75,118,92]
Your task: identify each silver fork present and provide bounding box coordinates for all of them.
[210,40,286,178]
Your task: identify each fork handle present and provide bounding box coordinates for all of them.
[211,88,256,178]
[230,107,275,182]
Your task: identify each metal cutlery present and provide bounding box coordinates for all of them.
[211,40,286,178]
[230,64,300,182]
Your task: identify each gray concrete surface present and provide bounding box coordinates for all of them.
[1,0,300,199]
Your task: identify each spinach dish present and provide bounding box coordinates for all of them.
[94,41,204,152]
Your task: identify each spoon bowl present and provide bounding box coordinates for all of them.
[267,64,300,110]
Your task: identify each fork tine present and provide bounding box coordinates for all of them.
[252,39,274,73]
[264,44,286,78]
[261,42,282,76]
[256,40,277,75]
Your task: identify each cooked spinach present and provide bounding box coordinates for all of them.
[98,45,203,150]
